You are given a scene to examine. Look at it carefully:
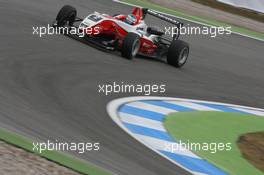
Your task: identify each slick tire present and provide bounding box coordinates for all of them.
[121,33,141,60]
[56,5,77,27]
[167,40,189,68]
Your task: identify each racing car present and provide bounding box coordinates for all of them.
[53,5,190,68]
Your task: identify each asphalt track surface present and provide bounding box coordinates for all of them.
[0,0,263,175]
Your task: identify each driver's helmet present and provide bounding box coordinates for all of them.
[125,14,137,25]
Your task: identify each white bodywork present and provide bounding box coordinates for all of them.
[79,12,158,42]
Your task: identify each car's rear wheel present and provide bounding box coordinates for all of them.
[167,40,189,68]
[121,33,141,60]
[56,5,77,27]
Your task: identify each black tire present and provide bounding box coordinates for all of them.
[167,40,189,68]
[121,33,141,60]
[56,5,77,27]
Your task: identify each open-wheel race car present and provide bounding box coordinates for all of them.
[53,5,190,68]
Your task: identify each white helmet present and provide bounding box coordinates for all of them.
[125,14,137,25]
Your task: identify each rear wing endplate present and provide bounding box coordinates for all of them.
[145,9,183,40]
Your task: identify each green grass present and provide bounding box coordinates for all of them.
[164,111,264,175]
[121,0,264,40]
[0,127,112,175]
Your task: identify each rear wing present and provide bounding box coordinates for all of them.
[144,8,183,40]
[146,9,183,28]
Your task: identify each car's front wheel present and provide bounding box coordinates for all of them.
[121,33,141,60]
[167,40,189,68]
[56,5,77,27]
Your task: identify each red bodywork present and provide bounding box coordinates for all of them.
[86,7,158,55]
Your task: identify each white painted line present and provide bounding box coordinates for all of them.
[166,101,221,111]
[134,133,200,158]
[126,101,177,114]
[113,0,264,42]
[193,172,208,175]
[119,112,166,131]
[230,107,264,116]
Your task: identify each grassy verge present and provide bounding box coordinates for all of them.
[191,0,264,23]
[0,127,112,175]
[120,0,264,40]
[164,111,264,175]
